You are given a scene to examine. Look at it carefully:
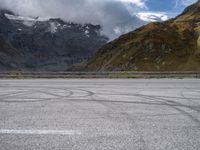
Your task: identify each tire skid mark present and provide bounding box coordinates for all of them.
[0,91,29,98]
[108,90,148,149]
[136,94,200,126]
[93,92,200,101]
[0,87,95,103]
[67,88,95,98]
[32,89,72,98]
[181,88,200,105]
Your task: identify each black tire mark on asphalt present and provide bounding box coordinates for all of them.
[33,89,73,98]
[0,89,50,103]
[36,87,74,98]
[0,86,75,103]
[140,94,200,113]
[59,98,200,108]
[0,98,52,103]
[0,91,28,98]
[181,89,200,105]
[78,89,148,148]
[79,89,112,118]
[68,89,95,98]
[106,90,148,149]
[136,94,200,126]
[61,89,200,126]
[93,92,200,101]
[71,89,146,133]
[0,87,96,103]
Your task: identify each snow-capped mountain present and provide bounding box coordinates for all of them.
[0,10,108,71]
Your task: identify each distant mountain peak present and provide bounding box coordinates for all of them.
[0,9,108,71]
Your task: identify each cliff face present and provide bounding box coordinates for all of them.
[85,1,200,71]
[0,10,108,71]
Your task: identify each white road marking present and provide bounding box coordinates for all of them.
[0,129,81,135]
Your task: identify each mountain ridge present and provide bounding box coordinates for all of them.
[0,10,108,71]
[84,1,200,71]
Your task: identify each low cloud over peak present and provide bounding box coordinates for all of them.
[0,0,147,39]
[0,0,196,39]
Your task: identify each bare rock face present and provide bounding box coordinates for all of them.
[84,1,200,71]
[0,10,108,71]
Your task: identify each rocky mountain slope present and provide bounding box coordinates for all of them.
[85,1,200,71]
[0,10,108,71]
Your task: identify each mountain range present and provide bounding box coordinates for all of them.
[84,0,200,71]
[1,1,200,72]
[0,10,108,71]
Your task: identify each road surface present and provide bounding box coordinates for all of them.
[0,79,200,150]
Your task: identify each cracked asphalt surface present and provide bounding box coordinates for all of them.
[0,79,200,150]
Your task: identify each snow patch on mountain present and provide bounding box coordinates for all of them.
[5,13,71,34]
[84,30,90,37]
[4,11,148,39]
[5,13,50,22]
[49,22,58,33]
[5,13,52,27]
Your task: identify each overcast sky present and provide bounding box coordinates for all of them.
[0,0,197,39]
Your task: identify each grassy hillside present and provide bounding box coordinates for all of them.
[84,0,200,71]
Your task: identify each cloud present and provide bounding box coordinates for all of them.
[137,12,168,22]
[0,0,147,39]
[174,0,197,7]
[120,0,146,8]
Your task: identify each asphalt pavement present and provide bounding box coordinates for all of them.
[0,79,200,150]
